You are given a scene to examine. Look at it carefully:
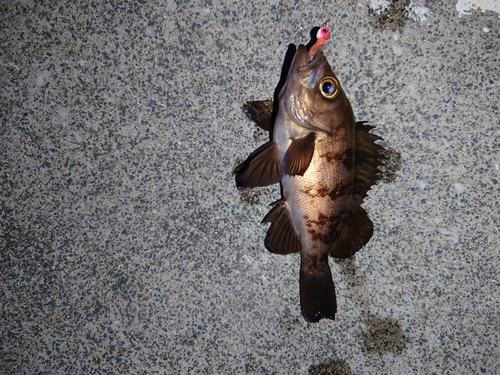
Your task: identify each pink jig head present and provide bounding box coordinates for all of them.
[317,25,331,40]
[308,24,330,58]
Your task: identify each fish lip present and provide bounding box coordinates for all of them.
[306,48,326,66]
[291,45,326,73]
[308,52,326,70]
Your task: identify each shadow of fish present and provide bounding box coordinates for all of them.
[235,26,386,322]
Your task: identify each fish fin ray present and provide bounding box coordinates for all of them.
[242,100,274,131]
[353,122,386,204]
[262,200,301,255]
[235,141,282,188]
[331,120,382,257]
[300,256,337,322]
[329,206,373,258]
[285,133,315,176]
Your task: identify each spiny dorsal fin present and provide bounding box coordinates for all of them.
[285,133,315,176]
[262,200,301,255]
[235,141,282,188]
[242,100,274,132]
[353,121,386,206]
[329,122,385,258]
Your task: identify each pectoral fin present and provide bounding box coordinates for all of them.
[262,200,301,255]
[242,100,274,131]
[284,133,315,176]
[235,141,282,188]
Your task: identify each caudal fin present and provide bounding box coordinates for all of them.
[300,258,337,322]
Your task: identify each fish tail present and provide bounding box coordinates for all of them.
[299,257,337,322]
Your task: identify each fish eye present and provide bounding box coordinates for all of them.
[319,77,340,99]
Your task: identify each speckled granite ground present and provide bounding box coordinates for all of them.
[1,1,498,374]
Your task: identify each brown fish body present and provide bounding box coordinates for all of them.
[236,39,384,322]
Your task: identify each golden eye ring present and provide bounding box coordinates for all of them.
[319,77,340,99]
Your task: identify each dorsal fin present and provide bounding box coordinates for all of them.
[330,122,385,258]
[353,121,385,205]
[329,206,373,258]
[235,141,282,188]
[242,100,274,131]
[262,200,301,255]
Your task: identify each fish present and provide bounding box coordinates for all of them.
[235,25,386,322]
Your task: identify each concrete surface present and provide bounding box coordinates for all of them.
[1,1,498,374]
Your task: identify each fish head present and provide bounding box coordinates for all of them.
[280,45,354,136]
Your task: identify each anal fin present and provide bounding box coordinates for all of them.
[262,200,301,255]
[329,206,374,258]
[235,141,282,188]
[285,133,315,176]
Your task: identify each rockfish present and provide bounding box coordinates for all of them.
[235,26,385,322]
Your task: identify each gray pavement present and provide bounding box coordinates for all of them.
[1,1,498,374]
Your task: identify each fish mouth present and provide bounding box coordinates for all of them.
[289,45,326,74]
[301,46,327,77]
[282,45,327,129]
[287,45,328,91]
